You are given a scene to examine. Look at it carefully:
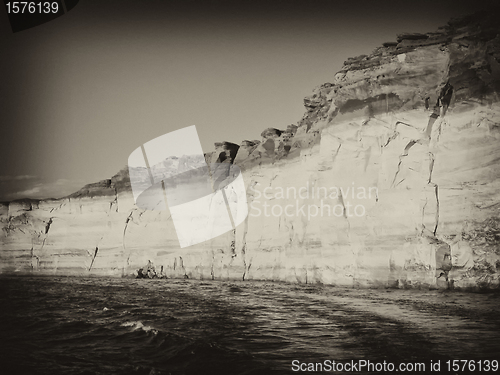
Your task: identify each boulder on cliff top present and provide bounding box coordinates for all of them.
[261,128,283,138]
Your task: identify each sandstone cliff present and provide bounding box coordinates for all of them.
[2,11,500,289]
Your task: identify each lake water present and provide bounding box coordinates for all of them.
[0,276,498,374]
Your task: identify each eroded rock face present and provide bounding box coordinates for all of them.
[1,11,500,289]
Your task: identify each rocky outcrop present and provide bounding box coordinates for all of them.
[1,10,500,289]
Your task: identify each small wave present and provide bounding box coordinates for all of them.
[121,321,158,334]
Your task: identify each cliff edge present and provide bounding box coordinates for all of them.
[2,10,500,289]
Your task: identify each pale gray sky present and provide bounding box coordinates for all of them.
[0,0,496,201]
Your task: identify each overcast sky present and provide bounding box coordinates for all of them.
[0,0,497,201]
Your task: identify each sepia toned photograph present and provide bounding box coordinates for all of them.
[0,0,499,374]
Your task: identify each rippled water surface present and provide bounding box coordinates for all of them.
[0,277,499,374]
